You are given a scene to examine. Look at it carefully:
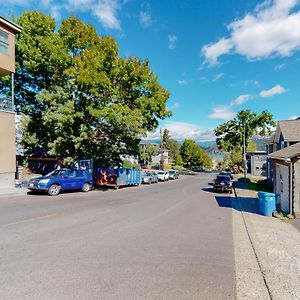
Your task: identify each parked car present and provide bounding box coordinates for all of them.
[27,168,93,196]
[178,169,197,175]
[168,170,179,180]
[157,171,169,181]
[213,175,233,193]
[142,172,158,184]
[219,171,233,180]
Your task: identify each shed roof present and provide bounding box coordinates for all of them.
[269,142,300,160]
[274,119,300,143]
[0,16,22,33]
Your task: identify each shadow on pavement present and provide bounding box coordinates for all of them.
[215,196,260,215]
[202,185,260,215]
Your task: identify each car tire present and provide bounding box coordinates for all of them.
[48,184,61,196]
[82,182,91,192]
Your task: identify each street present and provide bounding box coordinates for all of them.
[0,174,236,300]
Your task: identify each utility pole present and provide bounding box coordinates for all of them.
[160,128,164,170]
[243,130,247,180]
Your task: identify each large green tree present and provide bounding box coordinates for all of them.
[215,110,274,152]
[162,129,181,162]
[180,139,212,170]
[9,11,171,166]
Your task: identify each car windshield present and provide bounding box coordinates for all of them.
[216,176,230,182]
[169,171,175,174]
[144,172,152,176]
[219,172,230,176]
[158,171,164,174]
[46,170,67,177]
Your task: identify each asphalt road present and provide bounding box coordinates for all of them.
[0,174,236,300]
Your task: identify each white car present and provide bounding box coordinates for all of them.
[157,171,169,182]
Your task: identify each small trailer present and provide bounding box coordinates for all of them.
[95,168,141,188]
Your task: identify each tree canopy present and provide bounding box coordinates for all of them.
[162,129,181,163]
[6,11,171,166]
[180,139,212,170]
[215,110,275,152]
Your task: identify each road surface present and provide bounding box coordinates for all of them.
[0,174,236,300]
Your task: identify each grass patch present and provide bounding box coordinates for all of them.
[238,177,273,193]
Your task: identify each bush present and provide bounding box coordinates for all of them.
[256,179,273,191]
[238,177,251,183]
[122,160,132,169]
[132,163,141,169]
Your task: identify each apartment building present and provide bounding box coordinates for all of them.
[0,16,22,189]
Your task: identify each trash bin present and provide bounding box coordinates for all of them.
[258,192,276,216]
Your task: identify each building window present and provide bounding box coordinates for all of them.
[0,30,9,55]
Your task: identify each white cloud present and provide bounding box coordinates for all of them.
[177,80,187,85]
[196,65,204,71]
[208,106,236,120]
[168,35,178,49]
[230,94,253,106]
[146,122,216,141]
[259,84,287,97]
[199,76,208,83]
[213,73,224,81]
[274,63,287,70]
[139,3,153,28]
[202,0,300,65]
[67,0,123,30]
[202,38,233,65]
[244,80,261,88]
[170,102,180,109]
[68,0,96,11]
[4,0,30,5]
[50,4,62,20]
[93,0,121,30]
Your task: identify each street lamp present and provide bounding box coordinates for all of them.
[242,130,247,180]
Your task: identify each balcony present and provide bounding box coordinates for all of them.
[0,96,13,112]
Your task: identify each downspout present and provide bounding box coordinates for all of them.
[289,160,293,216]
[11,72,14,111]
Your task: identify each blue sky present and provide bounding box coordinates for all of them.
[2,0,300,141]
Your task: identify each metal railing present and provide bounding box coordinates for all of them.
[0,96,14,111]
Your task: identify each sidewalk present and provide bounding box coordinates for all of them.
[0,187,28,198]
[234,181,300,300]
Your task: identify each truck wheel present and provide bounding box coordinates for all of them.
[48,184,61,196]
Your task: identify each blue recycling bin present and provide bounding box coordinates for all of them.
[258,192,276,216]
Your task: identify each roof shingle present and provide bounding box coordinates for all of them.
[269,142,300,160]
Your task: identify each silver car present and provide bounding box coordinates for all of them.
[142,172,158,184]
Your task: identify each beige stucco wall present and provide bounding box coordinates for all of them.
[0,22,15,75]
[293,160,300,216]
[0,111,16,174]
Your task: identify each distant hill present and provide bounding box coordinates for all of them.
[142,136,269,153]
[252,136,270,151]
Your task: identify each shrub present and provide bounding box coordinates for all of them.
[238,177,251,183]
[122,160,132,169]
